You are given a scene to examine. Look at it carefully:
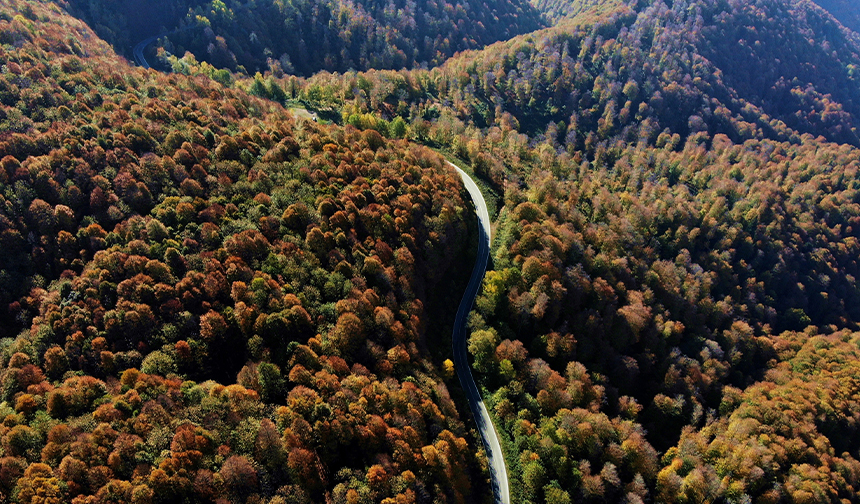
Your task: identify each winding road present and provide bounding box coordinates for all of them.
[127,38,506,492]
[450,162,509,504]
[133,33,163,69]
[133,27,199,69]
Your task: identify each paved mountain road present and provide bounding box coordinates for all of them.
[450,162,509,504]
[133,34,161,68]
[133,27,199,69]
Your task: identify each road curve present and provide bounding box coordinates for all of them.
[449,162,509,504]
[133,34,162,68]
[133,27,199,69]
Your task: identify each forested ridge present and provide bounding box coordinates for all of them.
[60,0,545,76]
[5,0,860,503]
[0,1,493,502]
[274,0,860,149]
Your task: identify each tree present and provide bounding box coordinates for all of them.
[94,478,134,504]
[0,457,25,496]
[13,463,66,504]
[221,455,258,497]
[43,346,70,380]
[288,448,322,493]
[330,312,365,357]
[140,351,177,376]
[255,419,287,470]
[442,359,455,379]
[545,482,572,504]
[522,460,546,501]
[225,229,271,263]
[390,117,407,138]
[200,310,228,342]
[468,329,499,374]
[367,464,388,493]
[257,362,285,402]
[5,425,41,459]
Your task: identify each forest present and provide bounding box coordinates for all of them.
[811,0,860,32]
[60,0,545,76]
[3,0,860,503]
[0,1,491,502]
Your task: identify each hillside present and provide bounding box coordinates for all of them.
[529,0,628,24]
[0,1,491,503]
[60,0,546,75]
[245,0,860,501]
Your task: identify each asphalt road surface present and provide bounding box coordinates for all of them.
[450,162,509,504]
[133,27,198,68]
[133,34,161,68]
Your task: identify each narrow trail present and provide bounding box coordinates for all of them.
[450,162,509,504]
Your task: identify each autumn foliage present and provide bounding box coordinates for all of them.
[0,1,485,502]
[6,0,860,503]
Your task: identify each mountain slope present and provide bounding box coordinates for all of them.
[529,0,628,24]
[273,0,859,175]
[247,0,860,501]
[465,0,860,146]
[8,0,860,502]
[0,1,492,502]
[61,0,546,75]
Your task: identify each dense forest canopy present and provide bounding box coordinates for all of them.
[280,0,860,150]
[60,0,546,76]
[4,0,860,503]
[529,0,628,24]
[0,1,490,502]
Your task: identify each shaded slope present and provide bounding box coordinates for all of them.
[62,0,546,75]
[439,0,860,145]
[697,0,860,145]
[813,0,860,33]
[58,0,201,56]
